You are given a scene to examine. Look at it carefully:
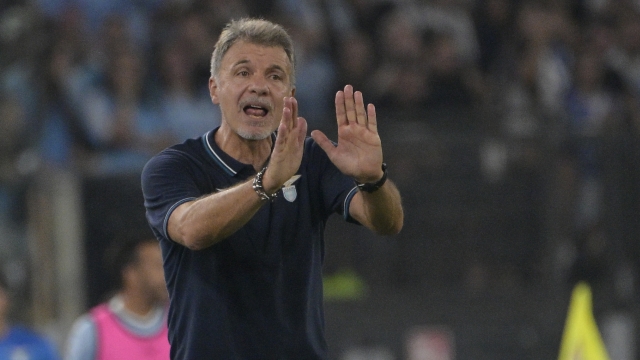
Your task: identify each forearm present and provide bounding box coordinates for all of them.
[351,180,404,235]
[167,179,267,250]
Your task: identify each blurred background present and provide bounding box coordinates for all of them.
[1,0,639,358]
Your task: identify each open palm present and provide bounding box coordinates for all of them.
[311,85,384,183]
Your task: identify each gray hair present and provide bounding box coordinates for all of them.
[210,18,296,86]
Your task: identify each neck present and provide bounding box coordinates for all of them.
[215,126,273,171]
[120,292,155,318]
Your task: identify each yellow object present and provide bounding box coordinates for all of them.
[558,282,610,360]
[322,269,367,301]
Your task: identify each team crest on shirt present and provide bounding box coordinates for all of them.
[282,175,301,202]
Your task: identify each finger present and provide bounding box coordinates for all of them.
[297,117,308,144]
[281,102,292,133]
[291,96,299,124]
[310,130,336,159]
[355,91,366,126]
[367,103,377,132]
[335,90,347,126]
[343,85,358,124]
[286,97,299,131]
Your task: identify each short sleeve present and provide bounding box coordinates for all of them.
[141,149,203,241]
[307,140,360,223]
[64,315,97,360]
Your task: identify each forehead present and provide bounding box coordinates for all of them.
[221,41,291,71]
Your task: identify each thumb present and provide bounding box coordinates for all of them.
[310,130,336,158]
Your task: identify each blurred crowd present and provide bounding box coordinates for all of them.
[1,0,640,333]
[0,0,640,357]
[0,0,637,171]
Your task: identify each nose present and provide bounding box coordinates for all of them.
[248,77,269,96]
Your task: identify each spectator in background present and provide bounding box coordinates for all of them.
[515,1,577,117]
[0,94,35,261]
[37,33,95,167]
[497,44,547,140]
[74,44,173,174]
[0,94,30,213]
[280,18,337,131]
[564,44,622,230]
[407,0,480,65]
[368,9,430,113]
[65,235,169,360]
[0,5,48,127]
[423,31,485,114]
[323,0,395,38]
[607,5,640,98]
[173,11,227,92]
[156,39,219,141]
[0,268,61,360]
[472,0,515,78]
[334,30,376,97]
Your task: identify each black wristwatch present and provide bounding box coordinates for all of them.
[356,163,388,193]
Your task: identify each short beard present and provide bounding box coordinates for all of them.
[236,127,273,141]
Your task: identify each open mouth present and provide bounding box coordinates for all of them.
[243,104,269,118]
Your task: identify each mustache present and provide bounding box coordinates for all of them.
[239,97,273,112]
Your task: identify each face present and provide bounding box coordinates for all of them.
[131,242,168,304]
[210,41,295,141]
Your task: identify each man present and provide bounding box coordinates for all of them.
[64,235,169,360]
[0,270,60,360]
[141,18,403,359]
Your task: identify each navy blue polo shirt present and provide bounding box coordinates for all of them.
[141,127,358,360]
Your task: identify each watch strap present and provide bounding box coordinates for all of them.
[356,163,388,193]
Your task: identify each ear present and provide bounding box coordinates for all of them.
[209,77,220,105]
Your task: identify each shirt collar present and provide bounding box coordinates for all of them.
[202,127,276,177]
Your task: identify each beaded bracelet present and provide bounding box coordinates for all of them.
[252,166,278,202]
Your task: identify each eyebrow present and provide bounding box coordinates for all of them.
[231,59,251,68]
[231,60,288,74]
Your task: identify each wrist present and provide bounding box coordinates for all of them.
[355,163,388,193]
[253,167,278,201]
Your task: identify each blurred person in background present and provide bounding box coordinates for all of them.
[323,0,395,38]
[141,18,403,359]
[156,38,220,141]
[607,4,640,98]
[278,17,337,132]
[514,1,577,117]
[564,44,623,230]
[407,0,480,65]
[0,94,35,275]
[0,94,30,219]
[64,234,169,360]
[423,31,485,114]
[37,32,95,168]
[334,30,377,98]
[0,268,61,360]
[473,0,514,78]
[171,10,225,91]
[368,9,430,113]
[72,43,173,174]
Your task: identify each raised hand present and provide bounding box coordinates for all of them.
[263,96,307,193]
[311,85,384,183]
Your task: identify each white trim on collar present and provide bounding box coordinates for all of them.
[204,131,237,175]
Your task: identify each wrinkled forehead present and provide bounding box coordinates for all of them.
[222,41,293,71]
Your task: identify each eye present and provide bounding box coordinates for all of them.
[270,74,283,81]
[237,70,249,77]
